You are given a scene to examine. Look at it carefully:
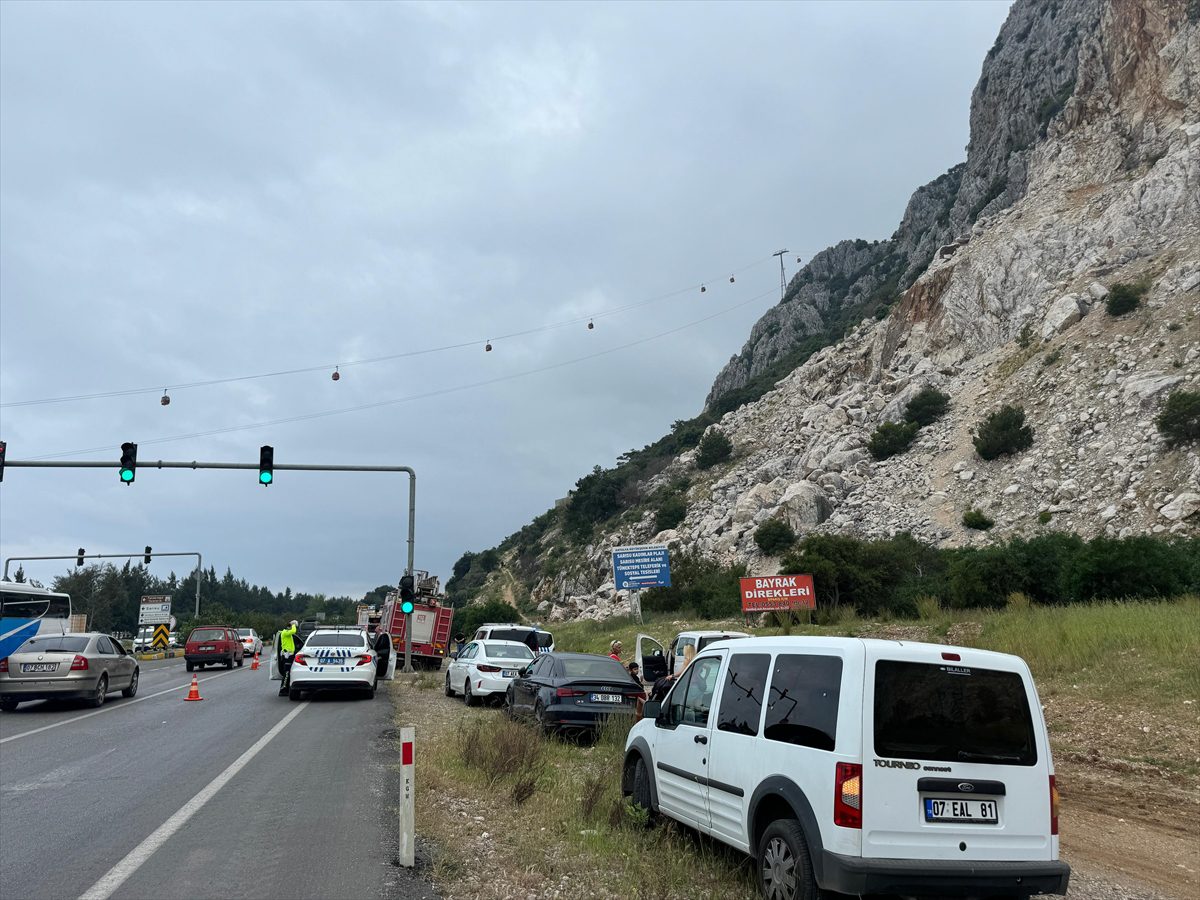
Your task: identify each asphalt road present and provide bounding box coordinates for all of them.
[0,656,435,900]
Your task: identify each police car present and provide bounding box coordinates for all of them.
[271,626,396,700]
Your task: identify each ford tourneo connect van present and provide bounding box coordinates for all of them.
[623,636,1068,899]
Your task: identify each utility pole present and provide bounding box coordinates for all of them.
[773,249,789,299]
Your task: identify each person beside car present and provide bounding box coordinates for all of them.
[278,619,299,697]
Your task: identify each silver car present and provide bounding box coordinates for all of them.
[0,632,139,711]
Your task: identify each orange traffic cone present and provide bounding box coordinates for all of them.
[183,674,203,702]
[250,652,260,671]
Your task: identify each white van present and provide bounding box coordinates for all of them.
[470,623,554,654]
[623,636,1068,899]
[131,627,156,652]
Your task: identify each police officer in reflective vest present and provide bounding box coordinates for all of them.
[278,619,300,696]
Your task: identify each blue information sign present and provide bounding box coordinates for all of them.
[612,544,672,591]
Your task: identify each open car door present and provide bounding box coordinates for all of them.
[374,631,397,680]
[269,633,282,681]
[637,633,667,685]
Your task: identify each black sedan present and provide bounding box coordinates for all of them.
[506,652,644,734]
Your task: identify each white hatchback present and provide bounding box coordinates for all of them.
[445,639,534,706]
[623,636,1069,900]
[275,628,396,700]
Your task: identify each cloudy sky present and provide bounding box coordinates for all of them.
[1,0,1011,600]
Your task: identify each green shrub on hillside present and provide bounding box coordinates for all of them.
[654,493,687,532]
[962,508,995,530]
[695,430,733,470]
[973,405,1034,460]
[451,600,521,641]
[1156,389,1200,446]
[642,555,747,619]
[868,421,920,460]
[1105,280,1149,316]
[754,519,796,556]
[904,386,950,427]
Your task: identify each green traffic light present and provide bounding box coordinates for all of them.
[259,470,273,484]
[120,468,134,482]
[401,601,414,614]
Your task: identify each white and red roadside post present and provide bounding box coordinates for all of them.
[399,726,415,867]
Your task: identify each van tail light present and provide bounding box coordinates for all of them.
[0,657,7,673]
[556,687,584,698]
[1049,775,1059,835]
[476,664,501,673]
[834,762,862,829]
[355,654,374,667]
[293,653,308,667]
[70,655,89,671]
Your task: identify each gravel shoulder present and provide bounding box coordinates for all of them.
[394,669,1193,900]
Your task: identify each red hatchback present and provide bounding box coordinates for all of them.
[184,626,245,672]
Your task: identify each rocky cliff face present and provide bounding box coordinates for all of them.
[531,0,1199,623]
[707,0,1102,407]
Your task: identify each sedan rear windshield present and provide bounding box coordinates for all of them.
[487,628,535,644]
[189,628,227,643]
[559,658,630,679]
[17,636,90,654]
[305,633,366,648]
[237,629,253,637]
[483,643,533,660]
[874,660,1037,766]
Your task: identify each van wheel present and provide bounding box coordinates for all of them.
[631,758,656,824]
[186,661,194,673]
[236,656,244,668]
[757,818,817,900]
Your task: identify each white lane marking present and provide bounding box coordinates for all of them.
[78,702,307,900]
[0,669,245,745]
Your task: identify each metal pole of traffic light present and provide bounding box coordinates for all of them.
[3,551,205,617]
[1,454,418,643]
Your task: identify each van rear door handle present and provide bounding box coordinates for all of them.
[694,735,708,745]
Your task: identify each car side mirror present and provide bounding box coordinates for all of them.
[642,700,662,721]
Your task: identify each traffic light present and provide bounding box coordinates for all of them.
[77,548,86,567]
[399,574,415,615]
[144,546,153,565]
[258,445,274,486]
[0,440,6,482]
[119,442,137,484]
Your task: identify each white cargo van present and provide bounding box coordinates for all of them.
[623,636,1068,899]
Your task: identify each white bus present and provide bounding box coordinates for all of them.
[0,582,71,659]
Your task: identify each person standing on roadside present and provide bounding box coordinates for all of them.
[609,639,623,662]
[278,619,300,696]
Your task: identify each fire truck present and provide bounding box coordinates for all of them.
[379,570,454,669]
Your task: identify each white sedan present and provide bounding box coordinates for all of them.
[445,639,534,706]
[273,628,396,700]
[237,628,263,657]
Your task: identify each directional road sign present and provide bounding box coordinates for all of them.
[138,595,172,625]
[612,544,672,591]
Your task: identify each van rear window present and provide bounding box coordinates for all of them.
[874,661,1037,766]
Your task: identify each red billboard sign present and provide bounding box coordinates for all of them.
[739,574,816,612]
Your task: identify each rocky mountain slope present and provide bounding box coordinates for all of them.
[467,0,1200,622]
[707,0,1104,407]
